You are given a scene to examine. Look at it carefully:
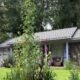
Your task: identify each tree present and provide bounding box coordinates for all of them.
[34,0,80,30]
[34,0,58,31]
[3,0,55,80]
[55,0,80,28]
[0,0,23,42]
[21,0,59,32]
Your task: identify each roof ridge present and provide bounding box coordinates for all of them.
[35,27,77,34]
[71,28,78,38]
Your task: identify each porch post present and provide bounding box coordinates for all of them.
[44,44,47,54]
[65,42,69,62]
[10,47,12,55]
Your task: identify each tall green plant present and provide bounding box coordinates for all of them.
[3,0,55,80]
[3,34,55,80]
[69,69,79,80]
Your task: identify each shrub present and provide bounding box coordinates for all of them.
[3,42,55,80]
[3,55,15,68]
[65,60,75,70]
[3,34,55,80]
[69,69,79,80]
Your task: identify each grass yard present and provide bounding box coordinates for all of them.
[54,69,70,80]
[0,68,79,80]
[0,68,11,80]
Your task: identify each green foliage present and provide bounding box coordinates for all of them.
[3,55,15,68]
[0,0,80,43]
[34,0,56,31]
[65,61,75,70]
[21,0,37,33]
[0,0,23,42]
[21,0,80,30]
[22,0,59,31]
[30,0,80,29]
[30,0,80,30]
[69,69,79,80]
[3,34,55,80]
[3,0,55,80]
[54,0,80,28]
[0,32,9,42]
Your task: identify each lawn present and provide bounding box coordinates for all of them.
[54,69,70,80]
[0,68,78,80]
[0,68,11,80]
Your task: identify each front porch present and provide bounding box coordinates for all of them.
[42,41,80,66]
[42,40,66,66]
[69,42,80,66]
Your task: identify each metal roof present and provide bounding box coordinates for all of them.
[35,27,77,41]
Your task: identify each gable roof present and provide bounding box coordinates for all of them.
[35,27,77,41]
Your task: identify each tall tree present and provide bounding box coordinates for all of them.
[3,0,55,80]
[0,0,23,42]
[34,0,80,30]
[22,0,58,32]
[55,0,80,28]
[34,0,58,31]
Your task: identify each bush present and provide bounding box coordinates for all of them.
[65,60,75,70]
[3,55,15,68]
[69,69,79,80]
[3,47,55,80]
[3,38,55,80]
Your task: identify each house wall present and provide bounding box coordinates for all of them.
[51,44,64,57]
[45,41,65,66]
[0,48,11,56]
[0,47,12,66]
[41,40,65,57]
[49,41,65,58]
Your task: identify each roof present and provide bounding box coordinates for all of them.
[0,27,80,48]
[35,27,77,41]
[72,29,80,40]
[0,36,24,48]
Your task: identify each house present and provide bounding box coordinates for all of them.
[35,27,80,66]
[0,37,23,66]
[0,27,80,66]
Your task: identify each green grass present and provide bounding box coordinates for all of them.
[54,69,70,80]
[0,68,11,80]
[0,67,70,80]
[0,68,79,80]
[50,67,70,80]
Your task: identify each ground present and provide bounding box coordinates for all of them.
[0,68,71,80]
